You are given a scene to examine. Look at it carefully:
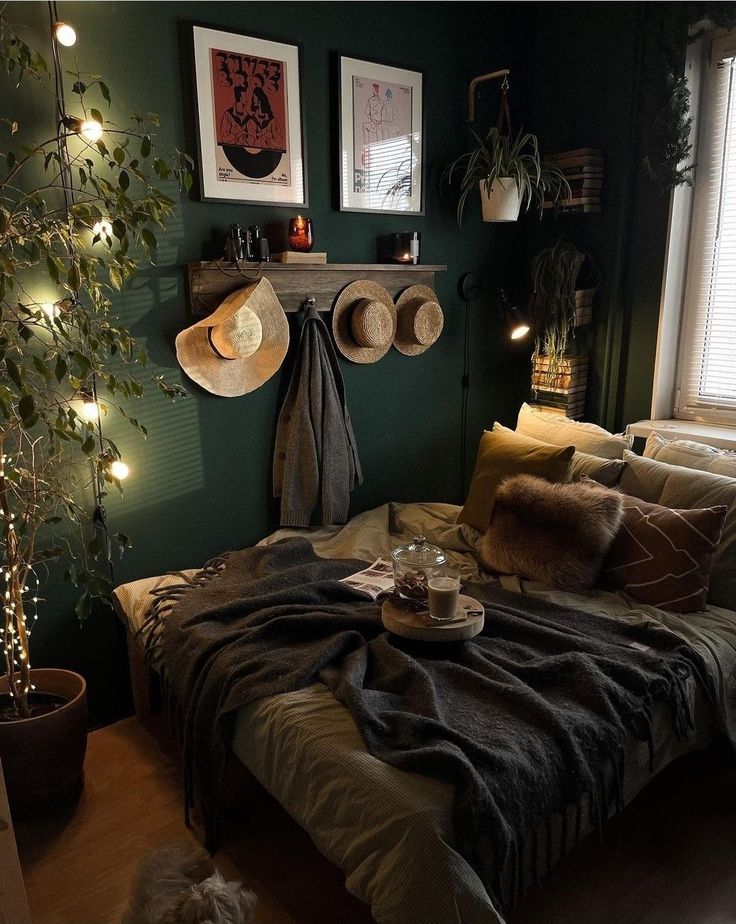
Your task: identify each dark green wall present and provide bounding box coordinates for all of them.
[521,2,672,433]
[12,1,535,724]
[10,2,672,725]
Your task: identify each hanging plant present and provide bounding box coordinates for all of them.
[641,2,736,188]
[442,126,570,224]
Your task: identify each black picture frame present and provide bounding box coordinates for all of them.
[190,22,308,208]
[336,54,425,216]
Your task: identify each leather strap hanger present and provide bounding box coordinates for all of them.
[496,76,511,135]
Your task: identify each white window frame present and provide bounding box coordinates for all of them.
[652,29,736,428]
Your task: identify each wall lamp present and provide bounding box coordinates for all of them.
[459,273,531,341]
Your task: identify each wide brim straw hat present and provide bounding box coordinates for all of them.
[175,277,289,397]
[332,280,397,364]
[393,285,444,356]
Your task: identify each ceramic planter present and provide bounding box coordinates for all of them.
[479,177,522,223]
[0,668,87,815]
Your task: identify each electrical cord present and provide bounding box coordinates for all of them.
[460,295,471,498]
[48,0,114,586]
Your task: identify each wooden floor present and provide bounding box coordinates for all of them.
[14,718,736,924]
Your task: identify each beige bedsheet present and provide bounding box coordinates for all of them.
[113,502,736,924]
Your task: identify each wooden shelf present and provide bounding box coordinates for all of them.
[186,261,447,317]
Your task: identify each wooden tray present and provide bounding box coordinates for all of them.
[381,595,484,642]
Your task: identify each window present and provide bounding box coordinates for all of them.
[675,33,736,423]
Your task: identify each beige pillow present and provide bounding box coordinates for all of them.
[458,427,575,532]
[516,403,633,459]
[494,424,625,486]
[644,432,736,479]
[619,451,736,610]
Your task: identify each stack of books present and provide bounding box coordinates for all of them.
[272,251,328,264]
[543,148,603,214]
[530,354,589,419]
[574,287,595,327]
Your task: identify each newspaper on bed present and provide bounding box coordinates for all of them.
[340,558,395,600]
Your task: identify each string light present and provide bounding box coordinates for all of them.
[80,388,100,422]
[81,399,99,422]
[41,301,61,321]
[53,21,77,47]
[92,218,113,239]
[109,459,129,480]
[80,119,103,142]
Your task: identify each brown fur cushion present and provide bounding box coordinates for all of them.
[479,474,624,591]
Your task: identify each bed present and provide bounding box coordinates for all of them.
[113,500,736,924]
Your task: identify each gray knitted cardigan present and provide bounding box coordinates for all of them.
[273,304,362,527]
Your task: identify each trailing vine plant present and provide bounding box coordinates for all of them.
[641,1,736,187]
[0,11,192,717]
[528,239,585,377]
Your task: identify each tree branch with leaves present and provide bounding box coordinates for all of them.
[0,13,192,717]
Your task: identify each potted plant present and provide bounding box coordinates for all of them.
[528,240,598,417]
[0,15,191,812]
[443,126,571,224]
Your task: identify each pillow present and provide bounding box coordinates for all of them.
[458,427,574,532]
[568,449,626,486]
[494,423,625,487]
[516,402,633,459]
[479,475,624,590]
[601,495,726,613]
[644,432,736,479]
[619,451,736,609]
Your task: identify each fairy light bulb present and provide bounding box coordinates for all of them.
[41,301,60,321]
[81,398,99,422]
[109,459,129,480]
[81,119,103,142]
[53,22,77,47]
[92,219,113,238]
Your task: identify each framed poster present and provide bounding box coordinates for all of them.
[338,55,424,215]
[191,24,307,206]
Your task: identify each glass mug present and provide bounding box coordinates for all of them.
[427,572,461,622]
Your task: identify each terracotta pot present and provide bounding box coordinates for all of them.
[479,177,522,222]
[0,668,87,816]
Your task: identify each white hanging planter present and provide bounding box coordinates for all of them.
[479,177,523,223]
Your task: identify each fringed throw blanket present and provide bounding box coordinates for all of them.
[144,538,707,907]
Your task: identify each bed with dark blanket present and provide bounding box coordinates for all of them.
[145,536,711,914]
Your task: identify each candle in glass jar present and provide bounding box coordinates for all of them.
[390,231,421,265]
[288,215,314,252]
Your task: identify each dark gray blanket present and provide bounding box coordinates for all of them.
[146,538,707,907]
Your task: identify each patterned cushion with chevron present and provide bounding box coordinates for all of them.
[601,495,727,613]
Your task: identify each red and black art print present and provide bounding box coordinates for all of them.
[210,48,291,186]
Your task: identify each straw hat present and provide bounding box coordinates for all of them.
[393,285,444,356]
[175,277,289,397]
[332,280,397,364]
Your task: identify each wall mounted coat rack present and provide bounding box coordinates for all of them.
[186,262,447,318]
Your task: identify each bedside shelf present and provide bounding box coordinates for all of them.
[186,261,447,317]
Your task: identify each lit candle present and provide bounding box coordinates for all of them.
[288,216,314,253]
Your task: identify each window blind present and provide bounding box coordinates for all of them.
[676,35,736,418]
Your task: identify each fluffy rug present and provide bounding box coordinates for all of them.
[479,474,624,590]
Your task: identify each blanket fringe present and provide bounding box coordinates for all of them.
[138,556,228,667]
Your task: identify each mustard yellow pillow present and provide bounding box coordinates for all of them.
[458,427,575,531]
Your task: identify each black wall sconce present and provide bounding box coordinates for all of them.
[458,273,531,341]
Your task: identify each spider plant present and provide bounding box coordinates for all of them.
[443,126,570,225]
